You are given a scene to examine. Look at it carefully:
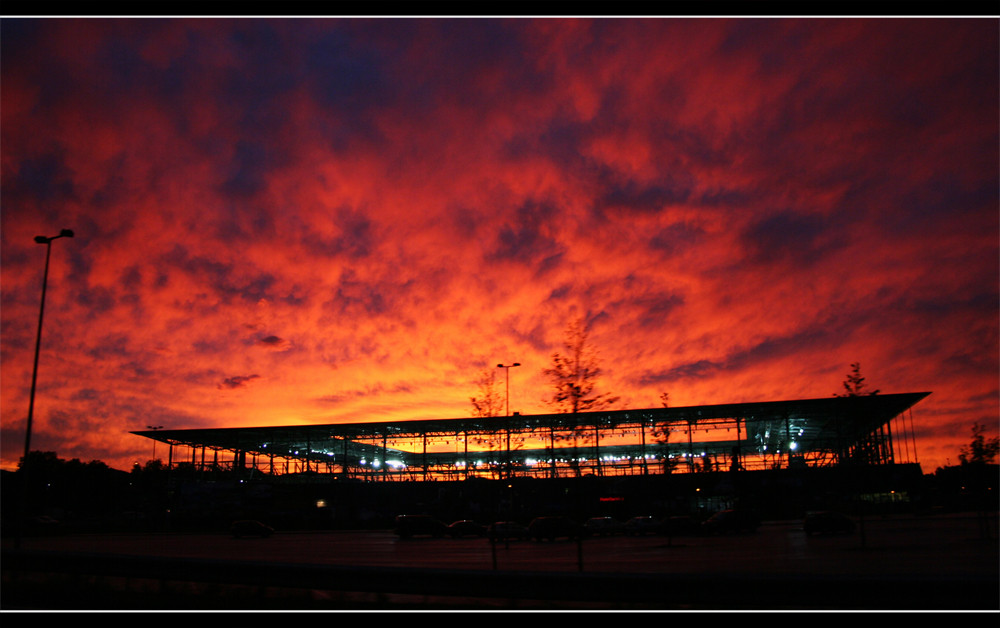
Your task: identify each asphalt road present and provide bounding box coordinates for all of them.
[5,513,998,610]
[10,513,999,575]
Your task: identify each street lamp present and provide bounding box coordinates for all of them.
[23,229,74,463]
[497,363,520,480]
[496,362,520,417]
[147,425,164,460]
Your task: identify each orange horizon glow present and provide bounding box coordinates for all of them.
[2,18,997,476]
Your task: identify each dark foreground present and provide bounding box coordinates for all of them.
[3,513,997,610]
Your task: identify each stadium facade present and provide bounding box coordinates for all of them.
[132,392,929,482]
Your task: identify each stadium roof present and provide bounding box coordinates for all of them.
[131,392,930,468]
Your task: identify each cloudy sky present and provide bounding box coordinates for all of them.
[2,17,997,473]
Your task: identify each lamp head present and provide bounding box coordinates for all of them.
[34,229,74,244]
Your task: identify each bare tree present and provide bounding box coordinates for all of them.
[470,367,504,418]
[541,318,620,477]
[543,317,620,414]
[652,391,678,473]
[836,362,880,397]
[468,367,507,477]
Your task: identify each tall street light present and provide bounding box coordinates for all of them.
[497,363,520,480]
[23,229,74,463]
[496,362,520,417]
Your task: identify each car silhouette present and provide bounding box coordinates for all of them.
[623,516,660,536]
[447,519,487,538]
[487,521,530,542]
[230,520,274,538]
[528,516,583,541]
[583,516,624,536]
[803,511,856,536]
[394,514,448,538]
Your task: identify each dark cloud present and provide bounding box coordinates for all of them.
[4,152,77,205]
[301,207,376,260]
[597,176,692,215]
[218,374,260,390]
[305,27,392,114]
[160,245,278,304]
[740,211,844,268]
[649,222,706,257]
[256,335,291,352]
[220,140,280,198]
[641,359,723,386]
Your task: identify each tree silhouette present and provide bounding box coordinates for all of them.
[836,362,880,397]
[652,391,678,473]
[469,367,504,418]
[959,423,1000,465]
[469,367,508,476]
[541,318,620,477]
[542,317,620,414]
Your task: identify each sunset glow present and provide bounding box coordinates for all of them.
[2,17,997,474]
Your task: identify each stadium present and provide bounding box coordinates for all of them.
[132,392,929,480]
[129,393,931,525]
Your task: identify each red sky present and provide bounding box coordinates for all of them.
[2,17,997,474]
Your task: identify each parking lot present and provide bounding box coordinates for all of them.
[4,512,998,609]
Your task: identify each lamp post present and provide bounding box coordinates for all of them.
[496,362,520,417]
[18,229,72,549]
[23,229,74,463]
[497,363,520,480]
[147,425,164,460]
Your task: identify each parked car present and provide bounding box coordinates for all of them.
[487,521,530,542]
[623,516,660,536]
[528,516,583,541]
[447,519,487,538]
[803,511,855,536]
[394,514,448,538]
[583,516,624,536]
[230,520,274,538]
[701,509,760,535]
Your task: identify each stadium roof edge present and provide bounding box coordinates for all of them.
[129,391,931,441]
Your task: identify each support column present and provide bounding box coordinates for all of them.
[422,432,428,482]
[641,416,648,475]
[687,418,695,473]
[550,426,557,479]
[594,423,602,477]
[785,413,791,469]
[383,433,388,482]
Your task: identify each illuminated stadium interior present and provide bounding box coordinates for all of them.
[131,393,929,481]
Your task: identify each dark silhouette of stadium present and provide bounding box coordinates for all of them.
[133,393,928,481]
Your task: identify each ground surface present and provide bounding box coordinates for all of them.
[4,512,998,610]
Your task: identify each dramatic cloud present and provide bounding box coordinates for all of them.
[2,17,997,473]
[218,374,261,390]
